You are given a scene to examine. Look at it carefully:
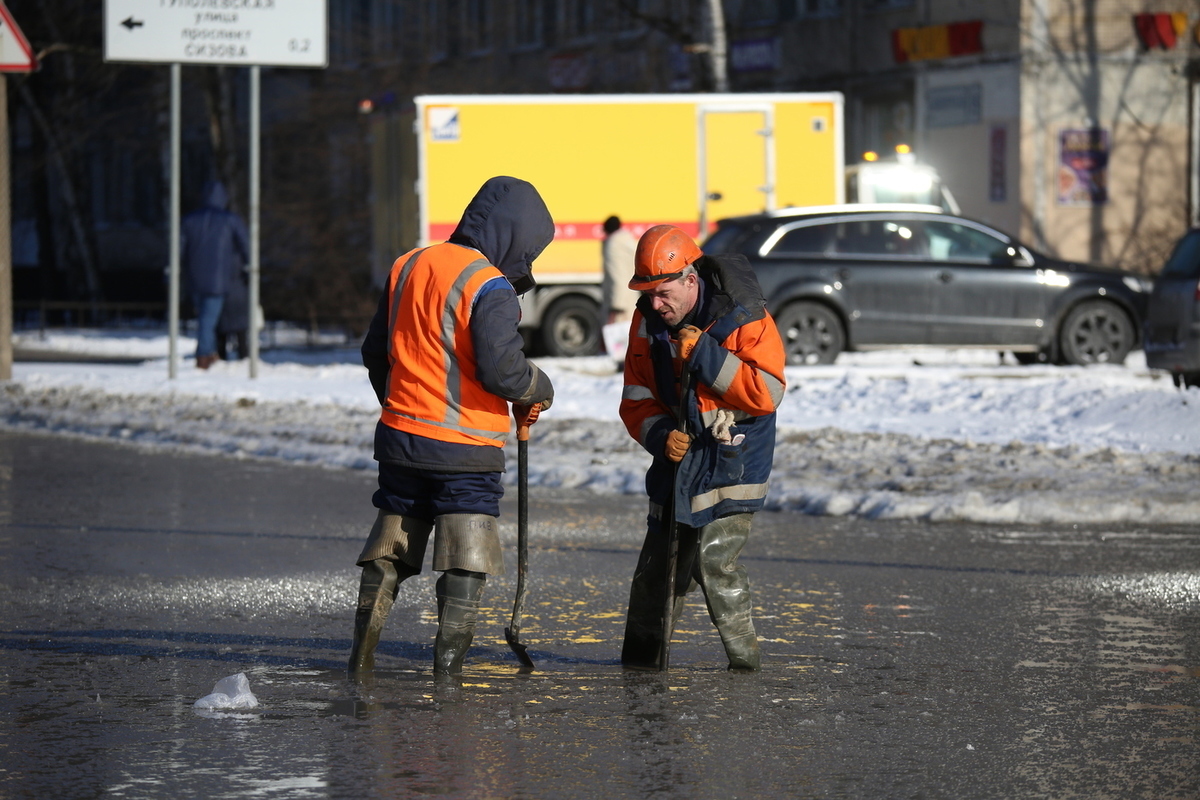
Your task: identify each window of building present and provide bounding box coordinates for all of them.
[564,0,596,41]
[794,0,840,18]
[614,0,644,34]
[88,143,163,229]
[512,2,543,48]
[426,0,448,62]
[331,0,370,67]
[370,0,404,62]
[462,0,492,55]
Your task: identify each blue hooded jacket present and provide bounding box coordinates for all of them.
[181,181,250,298]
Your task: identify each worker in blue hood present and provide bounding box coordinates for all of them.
[350,175,556,675]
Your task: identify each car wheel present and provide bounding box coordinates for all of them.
[1184,373,1200,389]
[1057,299,1134,366]
[775,301,845,365]
[539,295,601,357]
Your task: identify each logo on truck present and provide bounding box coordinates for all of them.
[428,107,460,142]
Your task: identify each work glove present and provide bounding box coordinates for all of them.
[665,429,692,463]
[513,400,550,430]
[675,325,703,361]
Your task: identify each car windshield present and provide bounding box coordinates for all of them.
[702,222,758,254]
[1161,230,1200,278]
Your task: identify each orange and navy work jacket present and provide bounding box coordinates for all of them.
[620,256,786,528]
[378,244,516,449]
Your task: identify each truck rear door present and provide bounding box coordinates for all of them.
[700,106,773,236]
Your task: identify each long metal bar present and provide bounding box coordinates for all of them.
[1192,80,1200,228]
[249,65,261,377]
[660,365,692,672]
[168,63,181,379]
[0,77,11,382]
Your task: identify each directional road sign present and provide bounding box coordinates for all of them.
[104,0,327,67]
[0,0,35,72]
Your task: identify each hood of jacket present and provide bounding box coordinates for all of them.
[202,180,229,211]
[449,176,555,294]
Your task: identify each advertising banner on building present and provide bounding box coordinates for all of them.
[1057,128,1108,205]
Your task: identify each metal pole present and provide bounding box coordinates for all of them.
[1192,80,1200,228]
[0,77,12,382]
[169,63,181,379]
[249,65,260,378]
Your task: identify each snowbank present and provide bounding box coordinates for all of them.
[5,330,1199,525]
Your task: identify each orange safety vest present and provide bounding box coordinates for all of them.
[379,244,512,448]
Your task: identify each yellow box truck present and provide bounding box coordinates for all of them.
[373,92,844,356]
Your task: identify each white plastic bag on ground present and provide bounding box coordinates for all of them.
[193,672,259,710]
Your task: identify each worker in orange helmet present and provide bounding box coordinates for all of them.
[619,224,786,671]
[350,176,555,676]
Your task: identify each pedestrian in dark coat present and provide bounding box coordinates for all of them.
[181,180,249,369]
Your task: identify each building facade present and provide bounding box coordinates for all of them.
[375,0,1196,273]
[10,0,1196,323]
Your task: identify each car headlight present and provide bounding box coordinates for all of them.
[1122,276,1152,293]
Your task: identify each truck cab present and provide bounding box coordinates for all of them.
[846,147,959,215]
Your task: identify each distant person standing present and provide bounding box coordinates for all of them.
[181,180,249,369]
[216,261,249,361]
[601,215,639,325]
[601,215,640,362]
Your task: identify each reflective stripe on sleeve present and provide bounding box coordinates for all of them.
[710,350,741,395]
[763,371,785,408]
[639,413,670,444]
[622,385,655,402]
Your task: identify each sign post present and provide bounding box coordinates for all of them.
[103,0,326,378]
[0,0,36,382]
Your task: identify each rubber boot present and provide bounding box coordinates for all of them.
[696,514,761,671]
[433,569,487,675]
[621,522,699,670]
[348,557,417,673]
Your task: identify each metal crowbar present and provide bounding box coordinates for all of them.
[659,363,693,672]
[504,421,536,670]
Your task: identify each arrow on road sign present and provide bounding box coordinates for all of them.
[0,0,35,72]
[121,16,143,31]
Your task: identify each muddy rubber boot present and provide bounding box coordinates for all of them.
[348,558,417,673]
[621,522,699,670]
[697,514,762,671]
[433,569,486,675]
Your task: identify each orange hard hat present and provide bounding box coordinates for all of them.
[629,225,702,290]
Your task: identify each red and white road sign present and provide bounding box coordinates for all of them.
[0,0,34,72]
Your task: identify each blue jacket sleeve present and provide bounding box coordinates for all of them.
[361,291,390,405]
[470,280,554,407]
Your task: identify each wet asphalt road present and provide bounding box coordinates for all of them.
[1,429,1197,799]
